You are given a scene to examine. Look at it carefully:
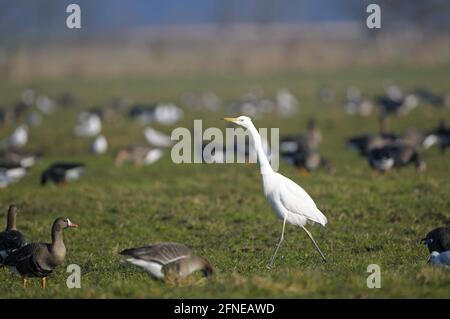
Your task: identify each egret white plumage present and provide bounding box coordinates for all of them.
[224,116,328,266]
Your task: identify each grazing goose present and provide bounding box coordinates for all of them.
[4,218,78,288]
[368,143,426,173]
[422,227,450,253]
[41,162,85,186]
[428,251,450,268]
[285,150,334,175]
[5,124,28,148]
[90,134,108,155]
[120,242,213,279]
[0,205,26,265]
[115,145,163,167]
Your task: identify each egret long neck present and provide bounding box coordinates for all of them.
[248,125,274,174]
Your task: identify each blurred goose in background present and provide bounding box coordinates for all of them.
[153,103,184,125]
[3,217,78,288]
[428,251,450,268]
[424,121,450,153]
[90,134,108,155]
[36,95,56,114]
[285,150,334,175]
[120,242,213,280]
[0,148,41,168]
[0,163,27,188]
[368,142,426,173]
[422,227,450,253]
[281,118,322,156]
[74,112,102,137]
[41,162,85,186]
[344,86,374,116]
[413,88,446,107]
[56,92,77,108]
[143,127,172,147]
[346,132,397,156]
[4,124,28,148]
[318,84,335,105]
[0,205,26,265]
[115,145,163,167]
[276,89,299,117]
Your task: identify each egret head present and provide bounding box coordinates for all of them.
[223,116,253,129]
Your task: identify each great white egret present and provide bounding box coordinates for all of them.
[224,116,328,266]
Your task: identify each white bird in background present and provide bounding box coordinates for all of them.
[143,127,172,147]
[91,134,108,155]
[224,116,328,266]
[5,125,28,148]
[154,103,184,125]
[74,112,102,137]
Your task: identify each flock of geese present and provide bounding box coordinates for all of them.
[0,82,449,288]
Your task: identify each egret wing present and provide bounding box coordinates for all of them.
[278,174,327,226]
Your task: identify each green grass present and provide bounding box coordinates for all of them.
[0,65,449,298]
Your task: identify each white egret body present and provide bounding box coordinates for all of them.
[224,116,327,266]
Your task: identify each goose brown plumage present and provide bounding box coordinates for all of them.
[4,217,78,288]
[0,205,26,265]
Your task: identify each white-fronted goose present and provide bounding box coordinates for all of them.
[425,121,450,153]
[4,218,78,288]
[422,227,450,253]
[0,148,41,168]
[41,162,85,186]
[281,119,322,156]
[0,205,26,265]
[120,242,213,279]
[346,133,397,156]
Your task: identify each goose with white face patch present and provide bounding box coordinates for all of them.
[3,217,78,288]
[120,242,213,279]
[0,205,26,265]
[224,116,328,267]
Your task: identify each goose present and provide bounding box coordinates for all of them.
[368,143,426,173]
[422,227,450,253]
[428,251,450,268]
[0,163,27,188]
[120,242,213,279]
[0,148,41,168]
[115,145,163,167]
[90,134,108,155]
[280,119,322,156]
[424,121,450,153]
[285,150,334,175]
[74,112,102,137]
[41,162,85,186]
[143,127,172,147]
[224,116,328,266]
[0,205,26,265]
[5,124,28,148]
[3,218,78,288]
[346,133,397,156]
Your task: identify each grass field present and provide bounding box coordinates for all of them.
[0,65,449,298]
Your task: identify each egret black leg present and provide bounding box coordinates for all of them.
[268,217,287,268]
[300,225,327,263]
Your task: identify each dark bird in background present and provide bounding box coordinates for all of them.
[3,217,78,288]
[120,242,213,280]
[368,143,426,173]
[422,227,450,253]
[41,162,85,186]
[0,205,26,265]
